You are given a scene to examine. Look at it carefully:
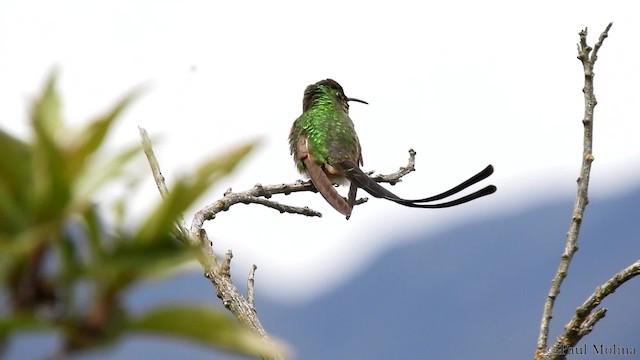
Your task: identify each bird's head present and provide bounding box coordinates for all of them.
[302,79,368,113]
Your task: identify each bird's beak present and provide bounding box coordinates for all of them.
[347,97,368,105]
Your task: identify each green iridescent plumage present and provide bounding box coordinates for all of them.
[289,79,362,174]
[288,79,497,219]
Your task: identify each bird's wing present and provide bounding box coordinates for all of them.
[295,135,352,218]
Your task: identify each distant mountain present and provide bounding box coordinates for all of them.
[256,189,640,360]
[7,190,640,359]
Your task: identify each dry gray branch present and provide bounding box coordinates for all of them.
[248,264,258,310]
[139,127,417,359]
[139,128,190,241]
[138,127,282,359]
[544,260,640,359]
[367,148,417,184]
[191,149,417,224]
[535,23,620,360]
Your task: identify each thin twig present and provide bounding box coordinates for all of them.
[138,127,190,242]
[546,260,640,359]
[578,308,606,337]
[535,23,613,359]
[248,264,258,311]
[369,148,417,185]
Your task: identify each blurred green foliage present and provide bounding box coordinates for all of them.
[0,73,279,358]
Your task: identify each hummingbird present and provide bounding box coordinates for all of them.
[289,79,496,219]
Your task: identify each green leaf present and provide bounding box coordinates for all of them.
[31,71,63,139]
[0,131,31,232]
[54,230,81,314]
[80,205,105,263]
[0,314,51,337]
[56,222,83,285]
[135,139,259,243]
[0,129,32,199]
[0,182,27,236]
[74,142,142,199]
[30,72,71,222]
[87,234,196,291]
[129,306,287,358]
[0,221,60,258]
[66,91,139,178]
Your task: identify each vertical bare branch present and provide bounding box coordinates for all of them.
[138,127,190,242]
[535,23,613,359]
[138,127,283,359]
[248,264,258,310]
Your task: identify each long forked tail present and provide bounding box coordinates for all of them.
[340,161,496,208]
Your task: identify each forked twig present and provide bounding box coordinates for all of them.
[534,23,637,360]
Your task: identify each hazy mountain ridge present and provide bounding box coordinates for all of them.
[9,189,640,359]
[257,189,640,359]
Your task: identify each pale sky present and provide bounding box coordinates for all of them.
[1,1,638,303]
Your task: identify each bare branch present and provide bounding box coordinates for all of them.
[138,127,189,242]
[138,127,282,359]
[191,149,417,224]
[545,260,640,360]
[535,23,613,359]
[577,308,606,337]
[248,264,258,311]
[591,23,613,63]
[140,122,420,360]
[368,148,417,185]
[192,186,323,226]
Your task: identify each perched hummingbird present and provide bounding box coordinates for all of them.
[289,79,496,219]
